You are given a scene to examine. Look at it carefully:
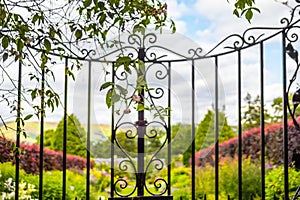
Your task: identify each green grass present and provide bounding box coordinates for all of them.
[0,121,111,143]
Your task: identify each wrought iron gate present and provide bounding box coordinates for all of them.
[4,1,300,199]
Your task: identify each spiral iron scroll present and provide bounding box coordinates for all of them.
[110,32,171,198]
[284,1,300,130]
[286,41,300,130]
[112,121,169,197]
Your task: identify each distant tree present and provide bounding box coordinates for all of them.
[270,93,300,123]
[91,129,164,158]
[90,139,111,158]
[182,108,235,166]
[271,97,283,123]
[167,123,192,166]
[36,129,54,148]
[51,114,87,158]
[195,109,235,150]
[242,93,271,130]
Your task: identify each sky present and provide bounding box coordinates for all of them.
[1,0,300,130]
[160,0,298,124]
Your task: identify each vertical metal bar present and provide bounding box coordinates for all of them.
[192,59,195,200]
[167,61,171,196]
[260,42,266,199]
[39,66,45,199]
[137,48,145,196]
[111,62,115,198]
[215,56,219,200]
[237,50,243,200]
[62,58,68,200]
[86,61,92,200]
[15,59,22,200]
[282,31,289,200]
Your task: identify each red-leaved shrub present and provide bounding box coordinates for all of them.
[195,120,300,166]
[0,137,94,174]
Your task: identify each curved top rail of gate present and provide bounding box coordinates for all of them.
[25,0,300,63]
[26,0,300,130]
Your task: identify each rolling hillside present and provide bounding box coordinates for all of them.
[0,121,111,144]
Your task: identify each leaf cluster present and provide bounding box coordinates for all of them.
[231,0,260,22]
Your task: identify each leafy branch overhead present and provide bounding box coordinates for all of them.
[231,0,260,22]
[0,0,173,127]
[100,55,170,121]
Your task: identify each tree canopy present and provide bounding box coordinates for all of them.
[52,114,87,157]
[182,108,235,166]
[37,114,87,157]
[195,109,235,150]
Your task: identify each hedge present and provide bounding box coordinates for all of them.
[0,137,94,174]
[195,119,300,166]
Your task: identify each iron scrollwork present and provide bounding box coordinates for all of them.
[284,1,300,130]
[286,41,300,130]
[110,32,174,198]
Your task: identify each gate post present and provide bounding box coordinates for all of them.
[136,47,146,196]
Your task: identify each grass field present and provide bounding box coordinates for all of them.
[0,121,111,143]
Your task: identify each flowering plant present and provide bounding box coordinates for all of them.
[0,172,37,200]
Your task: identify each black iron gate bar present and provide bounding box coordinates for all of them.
[9,1,300,199]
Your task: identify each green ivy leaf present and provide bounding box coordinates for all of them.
[75,29,82,39]
[111,90,120,104]
[99,14,106,25]
[24,114,33,120]
[17,38,24,52]
[116,84,127,95]
[115,56,132,69]
[2,36,9,49]
[106,88,113,108]
[233,9,240,17]
[100,82,113,91]
[44,39,51,52]
[245,9,253,23]
[84,0,92,7]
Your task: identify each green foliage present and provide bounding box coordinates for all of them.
[171,167,192,200]
[271,94,300,123]
[183,108,235,166]
[196,109,235,150]
[265,166,300,200]
[0,162,109,199]
[231,0,260,22]
[100,58,171,121]
[90,139,111,158]
[219,158,261,199]
[0,0,174,138]
[242,93,300,128]
[271,97,283,123]
[170,123,192,166]
[36,129,54,148]
[51,114,87,158]
[242,93,271,130]
[163,158,261,200]
[0,173,37,199]
[91,128,164,158]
